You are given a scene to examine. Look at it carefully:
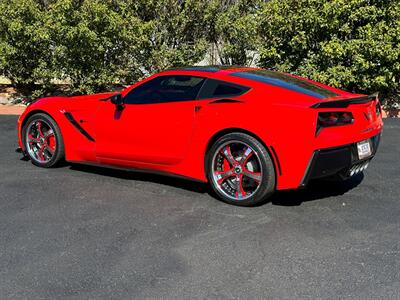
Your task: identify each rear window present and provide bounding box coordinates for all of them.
[230,70,338,99]
[197,79,250,99]
[213,84,243,97]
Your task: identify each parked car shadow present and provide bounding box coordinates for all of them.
[69,162,364,206]
[68,163,209,194]
[270,173,364,206]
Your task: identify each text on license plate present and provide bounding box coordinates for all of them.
[357,140,372,159]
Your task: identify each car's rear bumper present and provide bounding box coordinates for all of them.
[300,133,381,186]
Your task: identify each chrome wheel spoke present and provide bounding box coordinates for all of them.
[240,147,253,165]
[44,129,54,139]
[28,134,40,144]
[243,170,262,183]
[36,121,45,138]
[37,144,46,161]
[215,169,235,185]
[221,145,237,166]
[235,175,246,198]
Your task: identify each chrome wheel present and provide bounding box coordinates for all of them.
[25,119,56,164]
[211,140,263,201]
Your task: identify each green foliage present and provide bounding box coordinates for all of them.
[130,0,209,74]
[46,0,143,93]
[258,0,400,108]
[204,0,262,65]
[0,0,54,88]
[0,0,399,108]
[0,0,209,95]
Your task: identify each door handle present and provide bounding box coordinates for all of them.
[209,98,243,104]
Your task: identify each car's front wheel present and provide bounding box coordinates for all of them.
[22,113,65,168]
[207,132,275,206]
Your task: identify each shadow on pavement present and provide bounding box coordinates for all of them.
[69,163,209,194]
[68,162,364,206]
[270,173,364,206]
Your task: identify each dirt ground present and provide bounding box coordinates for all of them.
[0,105,26,115]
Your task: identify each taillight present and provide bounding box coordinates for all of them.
[318,112,354,127]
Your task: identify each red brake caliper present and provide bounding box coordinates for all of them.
[46,131,56,153]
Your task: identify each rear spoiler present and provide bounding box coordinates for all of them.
[310,93,379,108]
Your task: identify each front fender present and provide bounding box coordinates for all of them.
[17,97,67,150]
[17,96,97,162]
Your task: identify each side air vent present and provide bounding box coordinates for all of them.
[64,112,95,142]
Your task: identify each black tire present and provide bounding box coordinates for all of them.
[22,113,65,168]
[206,132,276,206]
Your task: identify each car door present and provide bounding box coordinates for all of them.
[95,75,205,166]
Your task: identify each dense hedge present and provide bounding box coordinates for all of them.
[0,0,399,107]
[258,0,400,109]
[0,0,211,95]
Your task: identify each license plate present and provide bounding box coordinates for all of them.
[357,140,372,159]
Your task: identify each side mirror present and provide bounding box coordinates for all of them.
[110,93,124,107]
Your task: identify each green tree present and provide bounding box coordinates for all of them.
[47,0,145,93]
[258,0,400,107]
[1,0,399,108]
[0,0,210,95]
[129,0,209,74]
[205,0,262,65]
[0,0,54,90]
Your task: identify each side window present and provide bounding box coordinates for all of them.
[197,79,250,99]
[213,84,243,97]
[124,75,205,104]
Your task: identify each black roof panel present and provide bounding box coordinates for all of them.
[230,70,338,99]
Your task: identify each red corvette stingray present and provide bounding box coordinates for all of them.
[17,66,383,206]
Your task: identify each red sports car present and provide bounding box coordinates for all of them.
[17,66,383,206]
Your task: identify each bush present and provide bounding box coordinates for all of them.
[0,0,209,96]
[130,0,208,74]
[0,0,54,89]
[204,0,262,65]
[258,0,400,109]
[46,0,143,94]
[0,0,399,109]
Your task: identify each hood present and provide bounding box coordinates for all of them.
[68,92,115,102]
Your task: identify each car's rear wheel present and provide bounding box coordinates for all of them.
[22,113,65,168]
[207,133,275,206]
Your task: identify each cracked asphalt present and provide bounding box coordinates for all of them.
[1,115,399,299]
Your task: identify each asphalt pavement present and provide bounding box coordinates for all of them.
[1,115,400,299]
